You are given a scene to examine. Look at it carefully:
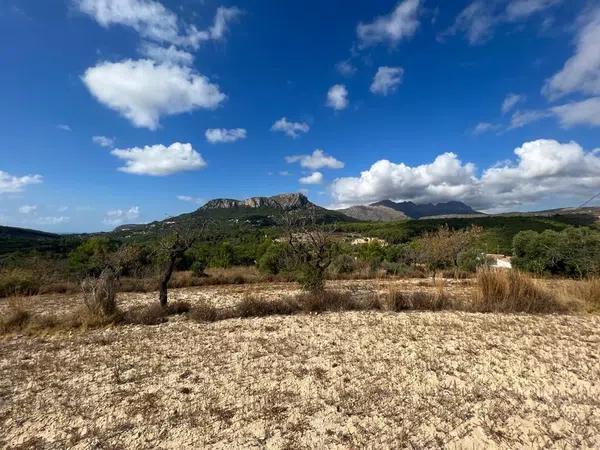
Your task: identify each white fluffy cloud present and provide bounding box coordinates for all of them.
[501,93,523,114]
[0,170,42,194]
[370,66,404,96]
[205,128,247,143]
[76,0,181,44]
[92,135,115,147]
[286,149,344,170]
[552,97,600,127]
[103,206,140,226]
[326,84,349,110]
[82,59,225,129]
[357,0,421,48]
[111,142,206,175]
[299,172,323,185]
[18,205,37,215]
[75,0,241,48]
[271,117,310,138]
[57,124,72,131]
[330,139,600,211]
[543,8,600,99]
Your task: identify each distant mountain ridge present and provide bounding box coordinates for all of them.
[337,205,408,222]
[370,200,480,219]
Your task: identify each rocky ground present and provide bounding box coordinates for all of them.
[1,280,599,449]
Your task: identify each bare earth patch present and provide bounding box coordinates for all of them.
[1,280,599,448]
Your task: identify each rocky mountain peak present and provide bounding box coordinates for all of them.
[201,193,313,211]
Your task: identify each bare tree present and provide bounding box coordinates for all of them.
[157,223,208,306]
[283,211,336,292]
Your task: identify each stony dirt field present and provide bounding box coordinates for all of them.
[1,279,600,449]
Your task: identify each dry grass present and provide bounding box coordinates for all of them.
[190,290,372,323]
[0,299,120,335]
[557,277,600,313]
[378,288,452,311]
[474,268,567,314]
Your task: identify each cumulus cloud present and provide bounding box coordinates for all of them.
[501,93,523,114]
[330,139,600,211]
[299,172,323,185]
[552,97,600,127]
[0,170,42,194]
[370,66,404,96]
[271,117,310,138]
[92,135,115,147]
[103,206,140,226]
[82,59,225,129]
[205,128,246,143]
[18,205,37,214]
[57,124,72,131]
[74,0,241,48]
[326,84,348,110]
[111,142,206,175]
[285,149,345,170]
[357,0,421,48]
[543,8,600,99]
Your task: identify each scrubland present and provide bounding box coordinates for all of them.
[1,275,599,448]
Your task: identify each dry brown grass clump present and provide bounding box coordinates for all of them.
[474,268,566,314]
[190,290,368,323]
[81,268,118,317]
[575,278,600,312]
[0,299,120,335]
[124,301,191,325]
[557,277,600,313]
[377,288,453,311]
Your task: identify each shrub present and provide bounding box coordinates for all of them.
[235,295,296,318]
[189,300,222,322]
[512,227,600,277]
[257,243,288,275]
[0,302,31,333]
[190,260,208,277]
[377,289,451,311]
[0,268,41,297]
[474,268,565,313]
[292,290,357,313]
[124,304,169,325]
[68,237,117,277]
[329,254,357,276]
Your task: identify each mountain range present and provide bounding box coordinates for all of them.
[338,200,481,221]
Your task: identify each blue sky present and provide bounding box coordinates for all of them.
[1,0,600,232]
